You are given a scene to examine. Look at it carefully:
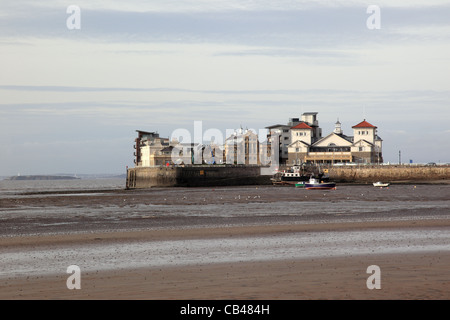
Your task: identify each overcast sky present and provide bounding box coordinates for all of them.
[1,1,449,175]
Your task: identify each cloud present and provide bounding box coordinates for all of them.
[2,4,448,45]
[0,85,185,93]
[1,88,448,131]
[1,1,450,174]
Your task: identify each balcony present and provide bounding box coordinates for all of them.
[305,152,352,162]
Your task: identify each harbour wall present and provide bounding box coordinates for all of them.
[327,165,450,184]
[126,165,272,188]
[126,165,450,188]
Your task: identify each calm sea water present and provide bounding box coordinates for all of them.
[0,178,449,237]
[0,178,126,197]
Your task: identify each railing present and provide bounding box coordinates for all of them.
[305,152,352,161]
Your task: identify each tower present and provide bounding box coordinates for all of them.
[301,112,322,143]
[352,119,376,144]
[334,119,343,135]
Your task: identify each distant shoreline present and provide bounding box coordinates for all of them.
[2,174,127,181]
[4,175,80,181]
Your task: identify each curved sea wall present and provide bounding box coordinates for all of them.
[328,165,450,184]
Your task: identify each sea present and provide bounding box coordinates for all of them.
[0,178,126,198]
[1,178,449,235]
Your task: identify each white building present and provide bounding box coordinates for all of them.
[266,112,322,165]
[288,118,383,165]
[134,130,223,167]
[224,128,260,165]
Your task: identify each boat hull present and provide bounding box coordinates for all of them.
[305,182,336,190]
[373,182,390,187]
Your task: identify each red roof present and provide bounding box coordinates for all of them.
[352,120,377,129]
[291,122,312,129]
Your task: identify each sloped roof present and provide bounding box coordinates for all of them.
[352,120,377,128]
[265,124,289,129]
[291,122,312,129]
[312,132,353,147]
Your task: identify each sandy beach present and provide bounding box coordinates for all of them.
[1,183,449,300]
[1,224,450,300]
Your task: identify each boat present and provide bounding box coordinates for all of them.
[272,165,330,186]
[373,182,390,187]
[295,181,305,188]
[271,166,310,185]
[305,177,336,190]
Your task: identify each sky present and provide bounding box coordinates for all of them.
[1,0,449,176]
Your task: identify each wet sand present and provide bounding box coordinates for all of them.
[1,184,449,300]
[1,223,449,300]
[2,250,449,300]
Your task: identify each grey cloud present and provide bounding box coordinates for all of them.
[2,5,449,47]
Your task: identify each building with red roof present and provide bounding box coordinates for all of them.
[266,112,322,164]
[287,116,383,165]
[352,120,377,129]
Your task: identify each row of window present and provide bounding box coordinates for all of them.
[292,147,367,152]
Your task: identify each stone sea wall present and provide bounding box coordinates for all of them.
[126,165,271,188]
[327,165,450,183]
[126,165,450,188]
